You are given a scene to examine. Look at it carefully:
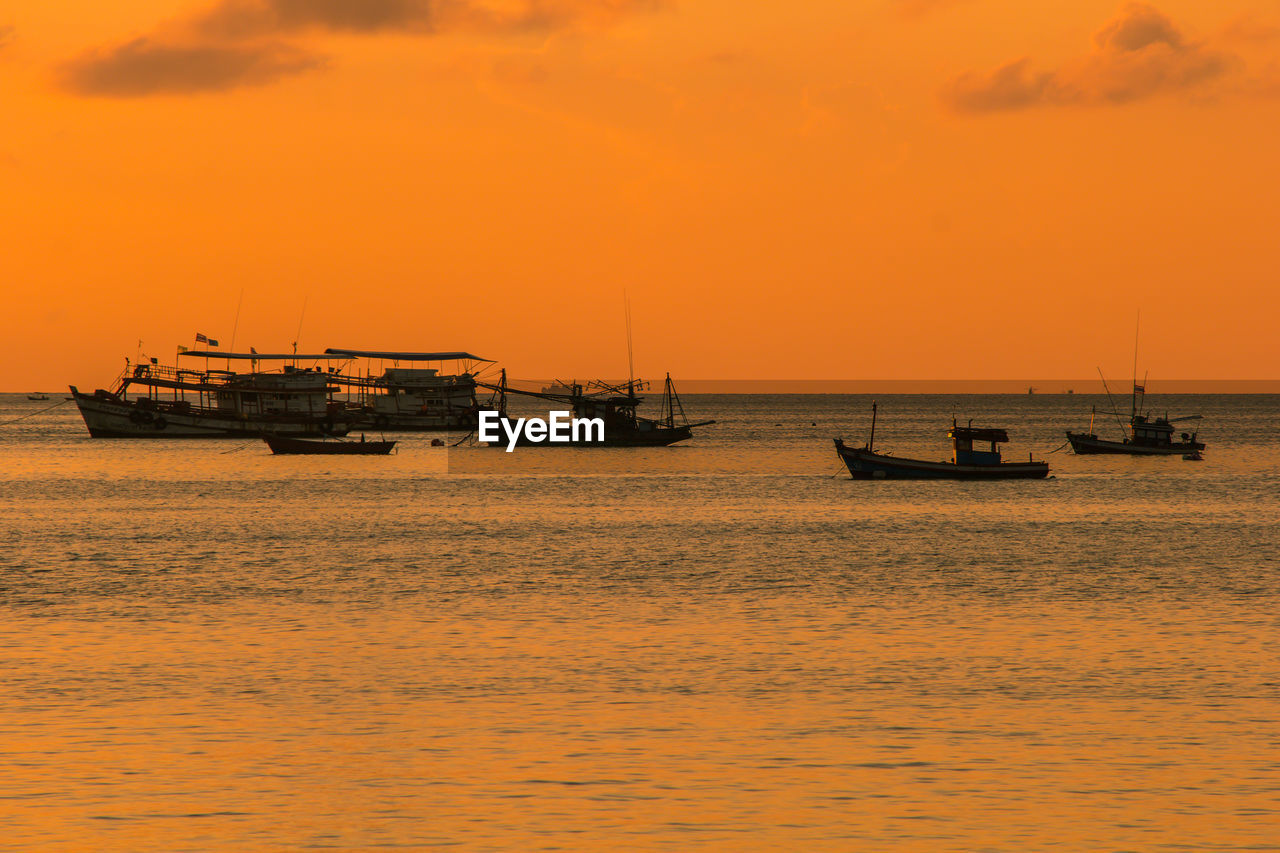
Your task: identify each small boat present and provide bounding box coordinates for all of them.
[264,434,395,455]
[834,403,1049,480]
[27,393,49,401]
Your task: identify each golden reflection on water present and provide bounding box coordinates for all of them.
[2,394,1278,850]
[3,601,1276,850]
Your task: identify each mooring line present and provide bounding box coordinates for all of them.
[0,398,72,426]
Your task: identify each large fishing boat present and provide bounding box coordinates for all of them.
[834,403,1049,480]
[1066,404,1205,455]
[69,350,352,438]
[1067,319,1206,456]
[1066,374,1205,456]
[324,349,492,431]
[481,372,714,447]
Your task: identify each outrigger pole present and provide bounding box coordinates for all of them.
[1097,368,1127,433]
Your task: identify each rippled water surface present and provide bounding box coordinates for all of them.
[2,393,1278,850]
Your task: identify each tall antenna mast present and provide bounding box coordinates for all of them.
[293,295,309,361]
[624,290,635,392]
[1130,310,1140,422]
[229,288,245,353]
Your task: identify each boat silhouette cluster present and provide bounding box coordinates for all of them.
[65,336,1205,472]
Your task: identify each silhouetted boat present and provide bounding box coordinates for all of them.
[481,371,714,447]
[264,435,395,455]
[1066,385,1204,456]
[834,403,1049,480]
[1067,321,1206,457]
[323,348,494,431]
[27,393,49,401]
[70,350,354,438]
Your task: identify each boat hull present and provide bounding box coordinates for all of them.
[834,439,1049,480]
[350,407,488,432]
[69,387,345,439]
[264,436,395,455]
[1066,432,1206,456]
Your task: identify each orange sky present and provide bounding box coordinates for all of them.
[3,0,1278,390]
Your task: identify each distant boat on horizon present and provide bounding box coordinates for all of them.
[27,393,49,401]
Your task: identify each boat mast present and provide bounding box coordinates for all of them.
[867,401,877,452]
[1130,311,1140,425]
[662,373,687,429]
[623,290,635,399]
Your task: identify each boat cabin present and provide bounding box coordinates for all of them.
[576,393,645,431]
[321,349,487,418]
[947,425,1009,466]
[1129,415,1186,448]
[216,367,334,417]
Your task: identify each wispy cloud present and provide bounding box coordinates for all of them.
[61,0,662,97]
[944,3,1240,113]
[192,0,661,37]
[61,38,323,96]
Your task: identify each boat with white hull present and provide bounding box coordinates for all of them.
[324,348,493,431]
[70,350,353,438]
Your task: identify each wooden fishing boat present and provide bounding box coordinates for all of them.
[834,403,1049,480]
[323,348,494,432]
[1067,321,1206,457]
[1066,411,1205,456]
[70,349,355,438]
[263,434,396,455]
[27,393,49,401]
[1066,379,1205,456]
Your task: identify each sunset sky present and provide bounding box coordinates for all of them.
[3,0,1278,390]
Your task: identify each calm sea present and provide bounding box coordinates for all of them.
[1,392,1277,851]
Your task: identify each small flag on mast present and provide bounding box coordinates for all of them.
[209,339,220,347]
[177,345,188,354]
[195,333,208,344]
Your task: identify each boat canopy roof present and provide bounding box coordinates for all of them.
[949,426,1010,443]
[324,348,492,362]
[180,350,348,360]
